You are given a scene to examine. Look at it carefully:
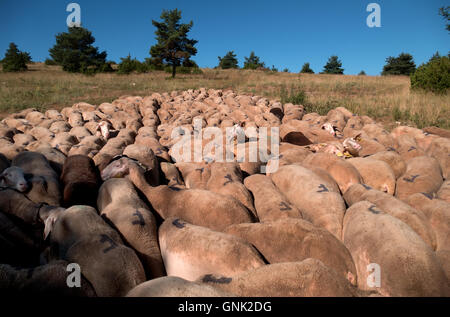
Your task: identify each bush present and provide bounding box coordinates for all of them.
[44,58,58,66]
[280,85,308,105]
[117,55,144,74]
[2,43,30,72]
[163,65,201,74]
[411,55,450,94]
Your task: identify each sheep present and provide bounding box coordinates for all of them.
[0,212,41,266]
[13,133,36,148]
[395,156,443,201]
[0,260,96,296]
[103,157,255,231]
[427,137,450,180]
[206,162,257,218]
[97,178,165,279]
[347,157,396,194]
[243,174,302,222]
[126,276,233,297]
[12,151,61,206]
[224,218,357,285]
[69,126,92,142]
[0,187,64,240]
[46,205,146,297]
[270,164,346,240]
[343,200,449,296]
[404,193,450,252]
[0,166,29,192]
[368,150,406,179]
[437,180,450,203]
[0,153,9,172]
[49,120,71,134]
[199,259,362,297]
[302,153,363,194]
[343,184,436,249]
[60,155,101,208]
[159,217,265,281]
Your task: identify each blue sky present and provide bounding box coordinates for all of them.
[1,0,449,75]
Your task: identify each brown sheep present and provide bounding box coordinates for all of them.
[159,217,265,281]
[224,218,357,285]
[343,200,449,296]
[60,155,101,208]
[103,157,255,231]
[243,174,302,222]
[199,259,362,297]
[47,205,146,297]
[271,164,346,239]
[97,178,165,279]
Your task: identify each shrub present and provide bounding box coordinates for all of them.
[280,85,308,105]
[382,53,416,76]
[218,51,239,69]
[2,43,30,72]
[45,58,58,66]
[117,55,140,74]
[411,55,450,94]
[300,62,314,74]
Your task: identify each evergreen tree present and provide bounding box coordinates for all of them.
[322,56,344,74]
[150,9,198,78]
[429,51,441,62]
[381,53,416,76]
[2,43,30,72]
[48,26,109,73]
[439,6,450,32]
[300,62,314,74]
[358,70,366,75]
[243,51,265,69]
[217,51,239,69]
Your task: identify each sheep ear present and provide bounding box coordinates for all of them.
[43,216,56,240]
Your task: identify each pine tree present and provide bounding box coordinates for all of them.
[243,51,265,70]
[381,53,416,76]
[300,62,314,74]
[2,43,30,72]
[439,6,450,32]
[217,51,239,69]
[49,26,110,73]
[150,9,198,78]
[322,56,344,74]
[358,70,366,75]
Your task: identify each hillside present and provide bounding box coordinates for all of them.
[0,63,448,129]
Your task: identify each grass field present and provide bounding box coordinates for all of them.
[1,63,449,129]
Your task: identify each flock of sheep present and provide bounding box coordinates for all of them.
[0,87,449,297]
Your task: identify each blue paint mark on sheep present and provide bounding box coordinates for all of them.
[403,174,419,183]
[132,210,145,226]
[421,192,433,200]
[202,274,232,284]
[223,174,233,186]
[317,184,329,192]
[100,234,118,253]
[362,184,372,190]
[279,201,292,211]
[172,219,185,228]
[408,146,416,152]
[368,205,381,214]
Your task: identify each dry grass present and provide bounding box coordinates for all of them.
[0,63,448,129]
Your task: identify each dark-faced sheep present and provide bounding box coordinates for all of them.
[60,155,101,208]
